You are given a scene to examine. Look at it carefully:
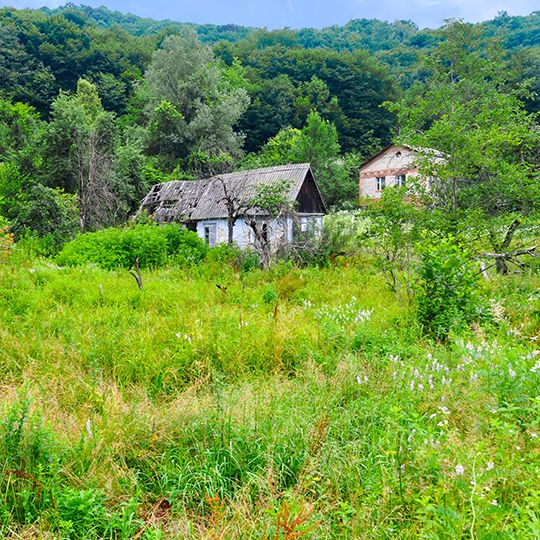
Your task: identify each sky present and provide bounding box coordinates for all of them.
[2,0,538,29]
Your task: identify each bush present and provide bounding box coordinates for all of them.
[415,236,482,339]
[206,243,260,272]
[10,185,79,252]
[323,210,372,256]
[277,239,330,268]
[56,223,207,270]
[0,399,62,526]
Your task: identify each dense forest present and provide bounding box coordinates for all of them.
[0,4,539,249]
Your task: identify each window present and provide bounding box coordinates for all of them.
[300,217,308,232]
[376,176,386,191]
[395,174,406,188]
[261,223,268,242]
[203,224,216,247]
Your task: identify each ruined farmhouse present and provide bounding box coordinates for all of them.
[140,163,326,249]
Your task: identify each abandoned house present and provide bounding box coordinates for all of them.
[359,144,443,199]
[140,163,326,249]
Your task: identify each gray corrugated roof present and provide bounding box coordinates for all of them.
[141,163,315,221]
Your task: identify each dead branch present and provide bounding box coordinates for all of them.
[129,257,143,290]
[480,246,537,259]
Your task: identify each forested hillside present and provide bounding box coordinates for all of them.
[0,4,539,246]
[0,5,540,244]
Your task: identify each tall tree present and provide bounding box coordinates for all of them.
[144,29,250,171]
[43,79,120,232]
[388,21,540,272]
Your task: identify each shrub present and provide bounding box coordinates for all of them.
[207,243,260,272]
[415,236,482,339]
[0,399,62,526]
[323,210,372,256]
[56,223,207,269]
[10,185,79,251]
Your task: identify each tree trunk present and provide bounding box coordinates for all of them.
[492,218,521,274]
[247,219,271,268]
[495,258,509,275]
[77,144,87,233]
[227,216,235,244]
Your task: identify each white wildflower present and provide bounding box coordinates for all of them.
[455,464,465,475]
[486,461,494,471]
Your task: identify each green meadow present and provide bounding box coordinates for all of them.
[1,254,539,538]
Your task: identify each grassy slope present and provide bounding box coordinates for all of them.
[0,257,539,538]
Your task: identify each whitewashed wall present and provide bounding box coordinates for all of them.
[195,215,322,249]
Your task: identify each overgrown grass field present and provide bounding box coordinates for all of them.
[0,254,539,538]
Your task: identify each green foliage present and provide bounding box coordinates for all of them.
[144,30,250,166]
[206,243,260,272]
[250,180,293,218]
[56,223,207,269]
[387,21,540,264]
[1,252,540,535]
[323,210,372,255]
[243,111,362,206]
[0,399,62,526]
[415,236,482,339]
[10,185,79,250]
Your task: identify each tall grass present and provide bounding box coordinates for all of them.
[0,257,539,537]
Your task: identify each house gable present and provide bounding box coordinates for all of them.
[359,145,419,179]
[295,169,326,214]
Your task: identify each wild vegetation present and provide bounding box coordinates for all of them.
[0,4,539,538]
[1,240,540,537]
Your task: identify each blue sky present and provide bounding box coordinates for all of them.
[2,0,538,29]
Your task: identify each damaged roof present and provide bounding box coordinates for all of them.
[141,163,325,222]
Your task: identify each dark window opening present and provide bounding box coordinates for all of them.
[262,223,268,242]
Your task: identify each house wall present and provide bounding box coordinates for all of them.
[195,214,323,249]
[359,146,418,200]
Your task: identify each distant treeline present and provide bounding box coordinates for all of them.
[0,6,538,251]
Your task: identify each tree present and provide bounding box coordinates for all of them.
[145,100,187,170]
[245,180,293,268]
[216,175,252,245]
[243,111,369,207]
[144,30,250,169]
[232,45,397,153]
[43,79,121,232]
[364,187,421,296]
[387,21,540,273]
